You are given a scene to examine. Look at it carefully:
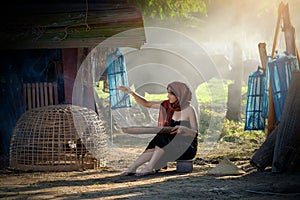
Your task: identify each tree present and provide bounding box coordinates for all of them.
[129,0,208,19]
[226,42,243,121]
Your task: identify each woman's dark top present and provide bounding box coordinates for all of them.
[145,119,198,161]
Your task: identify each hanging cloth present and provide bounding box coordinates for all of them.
[106,48,131,109]
[267,55,299,124]
[244,67,266,130]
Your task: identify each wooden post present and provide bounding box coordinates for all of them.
[267,2,285,136]
[36,83,40,108]
[48,82,53,105]
[267,88,276,137]
[53,82,59,105]
[40,82,44,107]
[271,2,285,59]
[62,48,78,104]
[44,82,48,106]
[23,83,27,110]
[258,43,267,70]
[258,42,269,136]
[85,48,96,111]
[27,83,32,110]
[282,3,296,56]
[32,83,36,109]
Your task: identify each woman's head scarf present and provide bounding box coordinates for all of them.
[158,81,192,126]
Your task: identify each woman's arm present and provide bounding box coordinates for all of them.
[118,86,162,109]
[171,125,198,137]
[171,106,199,137]
[188,106,198,134]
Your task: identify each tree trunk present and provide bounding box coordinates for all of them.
[226,42,243,121]
[226,83,242,121]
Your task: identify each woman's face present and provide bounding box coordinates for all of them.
[167,88,177,103]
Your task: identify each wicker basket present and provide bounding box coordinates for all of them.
[9,104,108,171]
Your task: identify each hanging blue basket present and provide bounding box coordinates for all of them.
[107,48,131,110]
[245,67,266,130]
[267,55,299,123]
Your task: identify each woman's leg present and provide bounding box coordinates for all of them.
[120,148,155,175]
[136,146,165,175]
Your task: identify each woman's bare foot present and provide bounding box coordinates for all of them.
[135,166,156,177]
[135,171,156,177]
[119,171,136,176]
[119,166,137,176]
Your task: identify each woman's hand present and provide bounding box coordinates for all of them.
[170,125,186,135]
[118,85,162,109]
[118,86,132,94]
[170,125,197,137]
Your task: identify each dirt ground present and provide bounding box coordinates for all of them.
[1,134,300,200]
[0,162,300,200]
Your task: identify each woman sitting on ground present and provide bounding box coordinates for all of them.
[118,81,198,176]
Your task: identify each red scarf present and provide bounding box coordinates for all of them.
[158,81,192,127]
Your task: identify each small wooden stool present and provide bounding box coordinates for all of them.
[176,160,193,173]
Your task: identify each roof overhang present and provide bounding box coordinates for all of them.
[0,2,145,49]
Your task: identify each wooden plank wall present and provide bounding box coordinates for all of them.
[23,82,59,110]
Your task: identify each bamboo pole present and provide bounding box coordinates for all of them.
[282,3,296,56]
[271,2,284,58]
[267,2,285,136]
[258,43,268,70]
[258,43,269,136]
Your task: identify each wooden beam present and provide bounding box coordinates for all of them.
[282,3,296,56]
[268,2,285,136]
[258,42,269,136]
[271,2,285,59]
[0,3,145,50]
[258,42,268,70]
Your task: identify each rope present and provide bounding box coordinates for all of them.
[85,0,91,32]
[54,0,91,41]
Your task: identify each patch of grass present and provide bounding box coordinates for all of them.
[95,82,109,98]
[196,78,227,105]
[220,119,265,143]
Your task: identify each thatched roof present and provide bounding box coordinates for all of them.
[0,1,145,49]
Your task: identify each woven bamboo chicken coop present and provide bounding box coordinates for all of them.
[9,104,108,171]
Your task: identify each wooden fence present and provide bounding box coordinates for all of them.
[23,82,59,110]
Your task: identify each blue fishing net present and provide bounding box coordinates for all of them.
[245,67,266,130]
[106,48,131,109]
